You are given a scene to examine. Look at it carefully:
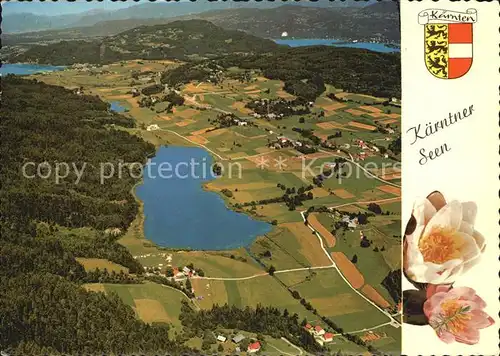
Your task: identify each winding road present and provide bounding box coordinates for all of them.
[300,206,401,328]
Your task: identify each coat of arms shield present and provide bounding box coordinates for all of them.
[418,9,477,79]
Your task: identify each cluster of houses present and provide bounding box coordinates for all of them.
[304,324,335,346]
[172,266,196,280]
[353,139,389,160]
[252,112,284,120]
[232,118,248,126]
[269,136,311,151]
[341,215,359,229]
[216,334,261,353]
[71,63,96,72]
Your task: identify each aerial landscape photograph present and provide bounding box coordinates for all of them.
[0,0,402,355]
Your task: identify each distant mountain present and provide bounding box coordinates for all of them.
[1,12,78,33]
[3,2,399,46]
[9,20,279,65]
[2,0,368,34]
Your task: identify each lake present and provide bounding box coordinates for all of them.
[136,146,272,250]
[273,39,400,53]
[1,63,65,75]
[110,101,127,112]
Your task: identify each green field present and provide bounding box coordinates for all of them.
[103,282,191,329]
[278,269,390,331]
[316,210,399,304]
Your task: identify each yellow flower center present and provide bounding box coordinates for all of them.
[440,299,472,334]
[418,226,463,264]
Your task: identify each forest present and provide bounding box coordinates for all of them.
[162,45,400,100]
[217,46,401,99]
[0,77,196,355]
[1,76,156,231]
[10,20,278,65]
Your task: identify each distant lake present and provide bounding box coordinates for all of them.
[136,146,272,250]
[0,63,65,75]
[110,101,127,113]
[274,39,400,53]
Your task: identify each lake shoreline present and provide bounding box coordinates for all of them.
[135,145,272,251]
[272,38,400,53]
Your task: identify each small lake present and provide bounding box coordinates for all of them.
[136,146,272,250]
[110,101,127,113]
[274,39,400,53]
[0,63,66,75]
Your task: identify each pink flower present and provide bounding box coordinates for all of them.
[424,286,494,345]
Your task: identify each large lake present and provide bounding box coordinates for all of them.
[274,39,400,53]
[1,63,65,75]
[136,146,271,250]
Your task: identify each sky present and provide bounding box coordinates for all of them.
[1,0,140,16]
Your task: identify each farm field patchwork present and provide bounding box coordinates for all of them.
[29,59,402,354]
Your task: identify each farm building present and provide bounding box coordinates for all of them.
[247,342,261,353]
[322,333,334,343]
[232,334,245,344]
[313,325,325,336]
[146,124,160,131]
[216,335,227,342]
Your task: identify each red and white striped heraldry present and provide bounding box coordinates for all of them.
[419,8,477,79]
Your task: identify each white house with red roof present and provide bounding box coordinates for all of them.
[247,341,261,353]
[321,333,334,343]
[313,325,325,336]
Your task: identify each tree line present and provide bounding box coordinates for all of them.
[0,77,198,355]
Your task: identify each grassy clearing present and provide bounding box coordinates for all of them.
[251,223,330,271]
[104,282,189,328]
[280,269,389,330]
[76,258,129,273]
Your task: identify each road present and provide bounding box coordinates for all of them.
[160,126,400,189]
[300,204,401,328]
[333,321,394,336]
[161,129,226,160]
[319,148,401,188]
[190,265,335,281]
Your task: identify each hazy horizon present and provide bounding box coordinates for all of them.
[2,0,139,16]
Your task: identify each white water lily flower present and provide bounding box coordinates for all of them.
[404,192,485,284]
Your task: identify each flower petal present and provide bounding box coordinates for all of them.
[424,200,463,235]
[407,259,462,284]
[424,292,447,318]
[447,286,476,300]
[459,221,474,235]
[437,329,456,344]
[461,201,477,226]
[472,230,486,252]
[454,328,480,345]
[471,294,487,309]
[469,310,495,329]
[456,232,481,263]
[426,284,452,299]
[426,191,447,211]
[413,197,437,226]
[461,254,482,275]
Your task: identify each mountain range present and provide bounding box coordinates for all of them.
[9,20,280,65]
[2,0,369,34]
[2,2,399,46]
